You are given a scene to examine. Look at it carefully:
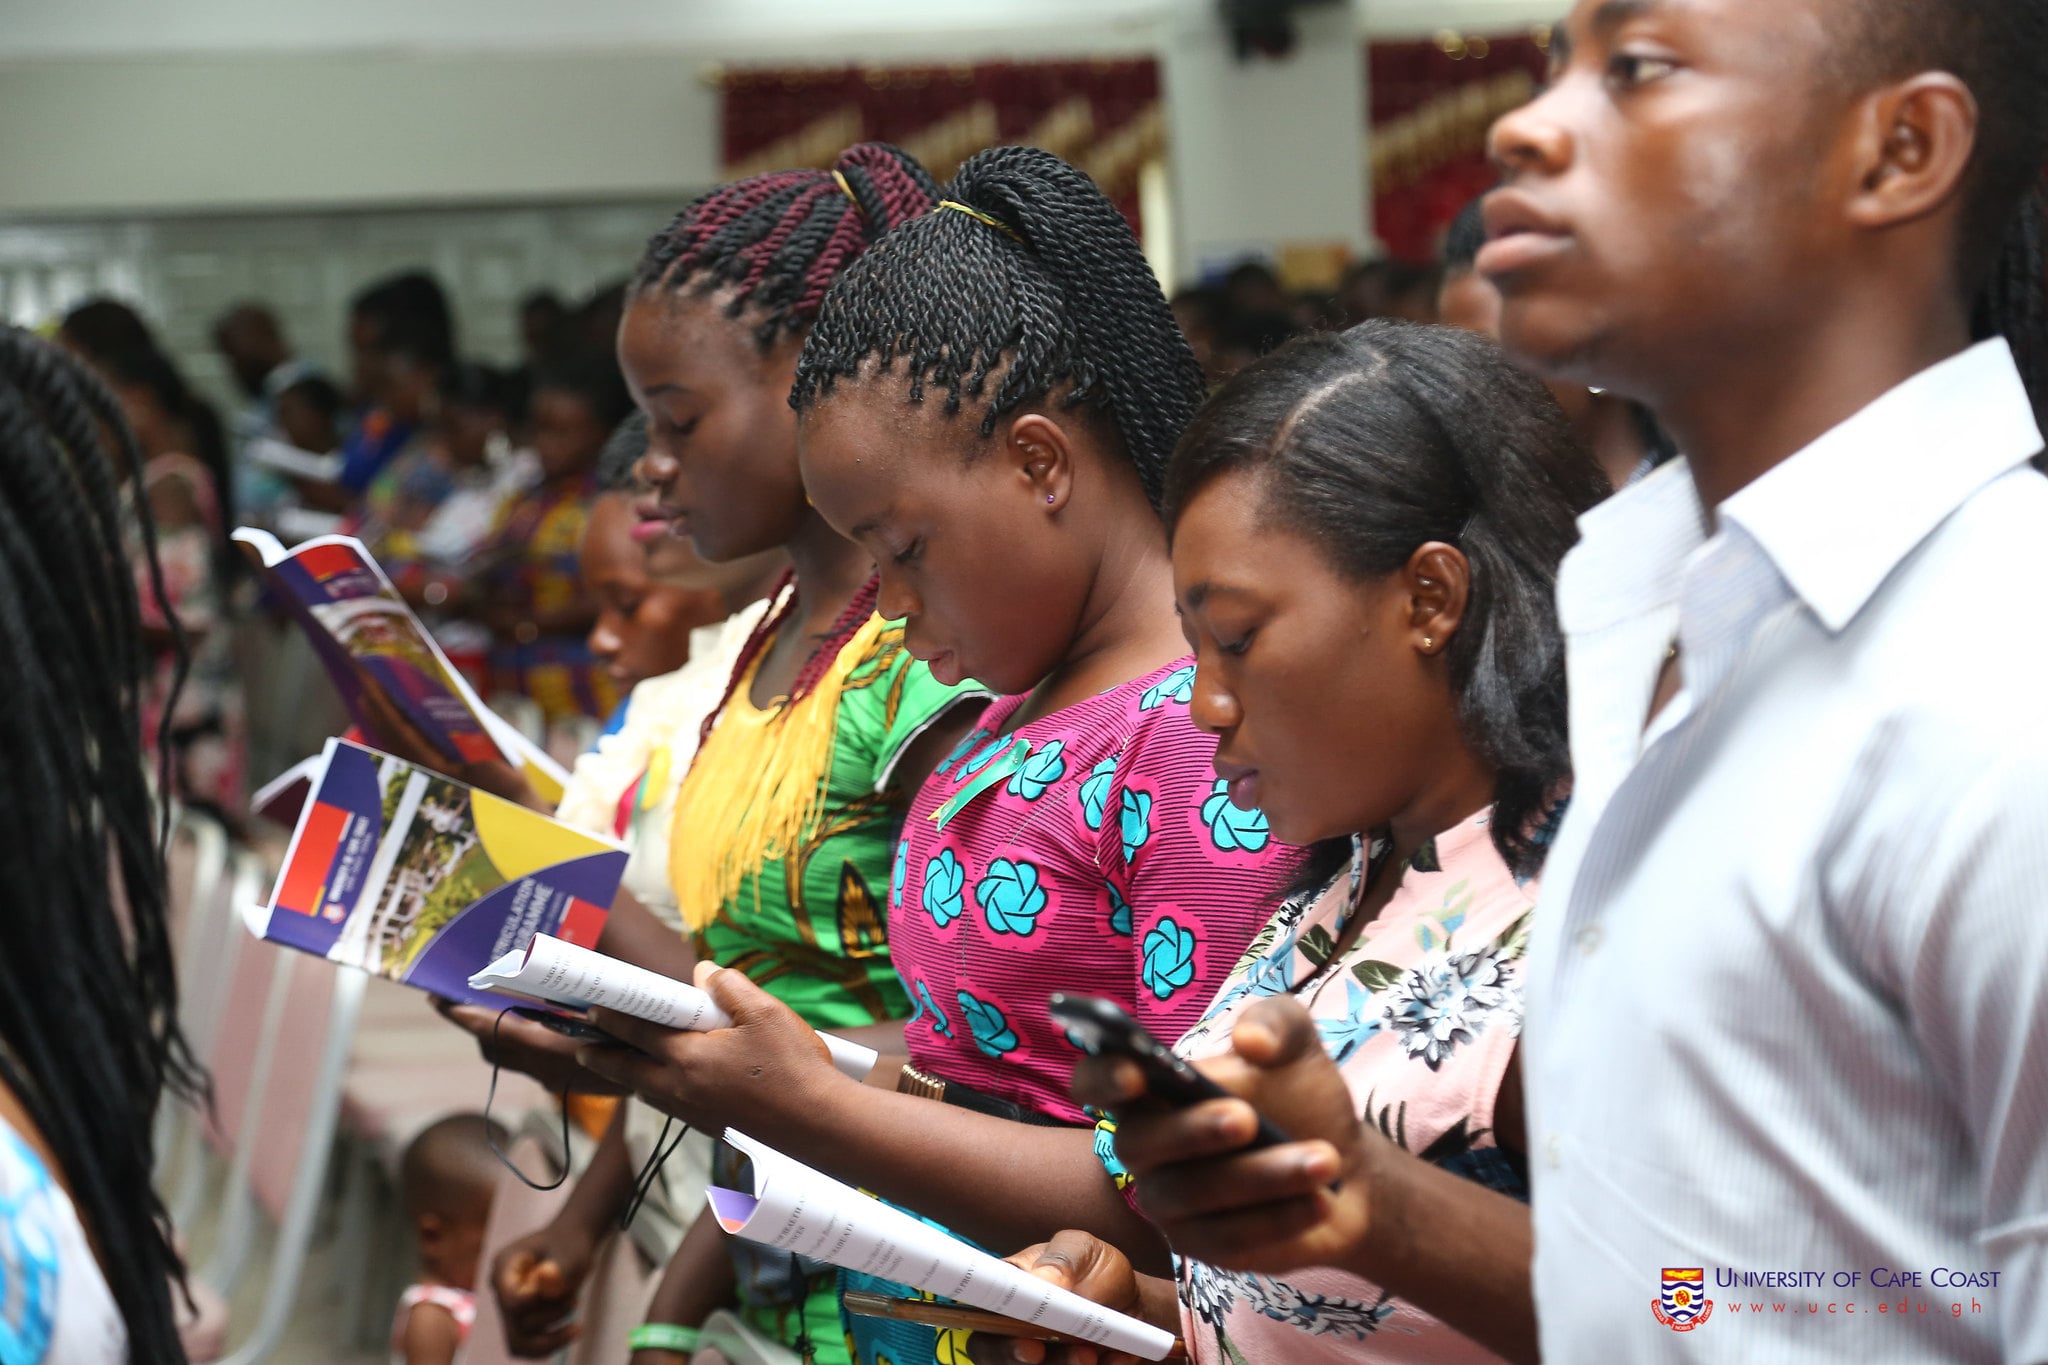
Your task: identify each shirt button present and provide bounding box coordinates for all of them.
[1544,1134,1562,1171]
[1576,925,1604,956]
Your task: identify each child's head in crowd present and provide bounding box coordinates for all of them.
[529,351,632,484]
[349,271,455,409]
[434,362,510,470]
[581,413,752,691]
[793,144,1207,695]
[399,1113,507,1292]
[275,375,344,455]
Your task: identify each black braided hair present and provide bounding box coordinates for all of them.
[632,142,941,352]
[1165,321,1609,877]
[0,326,206,1364]
[1842,0,2048,428]
[790,145,1208,511]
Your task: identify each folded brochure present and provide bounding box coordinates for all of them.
[707,1130,1175,1359]
[471,935,877,1081]
[254,737,621,1008]
[233,526,566,805]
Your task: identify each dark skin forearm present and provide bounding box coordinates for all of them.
[644,1205,740,1332]
[555,1101,640,1236]
[767,1072,1171,1276]
[1341,1141,1536,1362]
[597,890,697,982]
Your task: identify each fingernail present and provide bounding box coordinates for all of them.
[1303,1148,1339,1181]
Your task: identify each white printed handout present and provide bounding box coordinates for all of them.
[706,1130,1177,1360]
[470,934,878,1081]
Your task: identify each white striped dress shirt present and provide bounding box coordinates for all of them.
[1527,341,2048,1362]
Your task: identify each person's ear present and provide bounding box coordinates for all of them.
[1003,413,1077,513]
[1406,543,1470,657]
[1847,73,1978,232]
[417,1213,447,1253]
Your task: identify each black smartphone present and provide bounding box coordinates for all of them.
[510,1006,612,1045]
[1048,992,1293,1152]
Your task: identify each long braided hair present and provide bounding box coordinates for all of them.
[0,326,205,1363]
[790,145,1209,512]
[632,143,935,722]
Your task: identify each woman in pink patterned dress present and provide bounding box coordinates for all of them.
[980,322,1609,1365]
[572,148,1299,1365]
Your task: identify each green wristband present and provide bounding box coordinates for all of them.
[630,1323,702,1354]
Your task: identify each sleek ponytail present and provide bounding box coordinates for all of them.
[1164,320,1609,876]
[791,144,1204,510]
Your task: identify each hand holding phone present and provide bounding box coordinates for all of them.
[1047,993,1293,1153]
[510,1006,613,1045]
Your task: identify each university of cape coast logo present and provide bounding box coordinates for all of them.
[1654,1268,1713,1331]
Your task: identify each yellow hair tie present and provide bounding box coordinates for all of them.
[831,169,865,219]
[937,200,1020,241]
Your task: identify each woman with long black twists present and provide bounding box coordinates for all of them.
[456,145,990,1365]
[0,325,207,1361]
[574,147,1301,1365]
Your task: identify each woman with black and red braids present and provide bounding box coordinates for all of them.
[482,145,989,1365]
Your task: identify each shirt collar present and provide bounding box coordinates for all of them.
[1719,339,2043,634]
[1556,456,1706,635]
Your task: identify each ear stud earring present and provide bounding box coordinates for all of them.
[1422,636,1435,650]
[1046,494,1056,504]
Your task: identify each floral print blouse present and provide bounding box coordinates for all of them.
[1104,809,1536,1365]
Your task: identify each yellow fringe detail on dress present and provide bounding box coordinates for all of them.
[670,612,888,934]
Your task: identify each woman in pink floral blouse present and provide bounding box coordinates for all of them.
[987,321,1609,1365]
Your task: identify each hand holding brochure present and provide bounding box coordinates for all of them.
[470,935,877,1081]
[254,738,622,1008]
[233,526,565,804]
[706,1131,1175,1360]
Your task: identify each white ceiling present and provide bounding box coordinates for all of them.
[0,0,1564,62]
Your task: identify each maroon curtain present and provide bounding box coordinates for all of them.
[719,60,1161,230]
[1369,34,1550,263]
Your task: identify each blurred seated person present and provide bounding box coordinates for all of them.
[274,374,344,456]
[93,343,247,819]
[319,271,454,511]
[1438,194,1673,490]
[1170,286,1232,388]
[1209,309,1303,383]
[468,349,633,727]
[350,329,451,550]
[518,289,570,368]
[211,304,322,454]
[1222,259,1289,318]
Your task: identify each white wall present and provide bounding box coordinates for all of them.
[1162,2,1373,279]
[0,0,1169,61]
[0,52,719,217]
[0,0,1560,218]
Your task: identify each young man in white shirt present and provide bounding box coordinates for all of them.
[1000,1,2048,1363]
[1472,0,2048,1359]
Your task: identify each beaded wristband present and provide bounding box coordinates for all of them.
[629,1323,702,1355]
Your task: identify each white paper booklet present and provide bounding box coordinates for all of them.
[470,934,878,1081]
[707,1130,1176,1360]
